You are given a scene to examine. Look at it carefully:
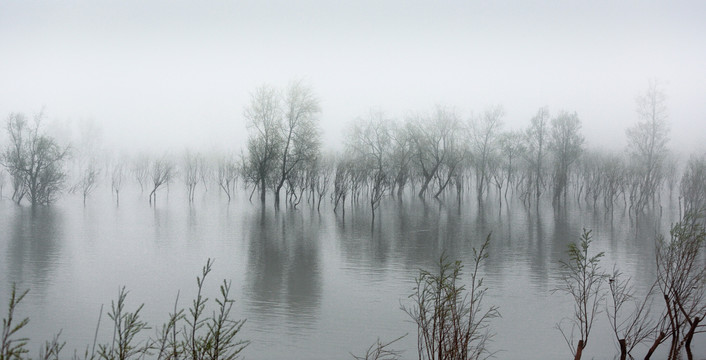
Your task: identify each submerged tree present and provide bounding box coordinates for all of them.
[272,80,321,209]
[549,111,584,205]
[407,106,459,198]
[348,110,393,221]
[679,154,706,216]
[470,105,504,200]
[148,156,175,206]
[111,161,125,206]
[131,155,150,194]
[524,107,550,203]
[217,154,239,203]
[1,111,70,206]
[243,85,283,205]
[242,81,321,208]
[71,163,100,206]
[626,80,670,214]
[182,150,204,203]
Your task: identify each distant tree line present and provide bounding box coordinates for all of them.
[1,80,705,219]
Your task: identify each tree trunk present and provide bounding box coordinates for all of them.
[274,179,284,209]
[644,331,665,359]
[260,177,266,204]
[619,338,627,360]
[684,317,701,360]
[574,340,584,360]
[418,174,433,198]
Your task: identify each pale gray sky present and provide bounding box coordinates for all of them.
[1,1,705,154]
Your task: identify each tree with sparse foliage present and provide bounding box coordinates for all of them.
[243,85,283,204]
[626,80,670,214]
[347,110,393,221]
[549,111,584,205]
[554,229,605,360]
[272,80,321,209]
[524,107,550,203]
[470,105,504,200]
[1,111,70,206]
[679,154,706,216]
[402,235,500,360]
[655,212,705,360]
[407,106,460,198]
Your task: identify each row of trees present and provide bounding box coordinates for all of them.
[1,81,703,216]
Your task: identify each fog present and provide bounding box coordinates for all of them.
[1,1,705,154]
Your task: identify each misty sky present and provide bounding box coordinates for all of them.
[1,1,705,155]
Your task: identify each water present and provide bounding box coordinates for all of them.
[0,186,702,359]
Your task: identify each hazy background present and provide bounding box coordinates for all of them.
[1,1,705,154]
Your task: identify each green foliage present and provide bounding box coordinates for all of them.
[402,234,499,360]
[655,211,706,360]
[554,229,606,360]
[97,287,151,360]
[1,259,248,360]
[1,284,30,360]
[183,259,249,360]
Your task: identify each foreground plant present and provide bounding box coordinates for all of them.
[1,284,30,360]
[655,212,705,360]
[351,335,406,360]
[97,287,151,360]
[2,258,248,360]
[605,266,660,360]
[402,234,500,360]
[554,229,606,360]
[182,259,248,360]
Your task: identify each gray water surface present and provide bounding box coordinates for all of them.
[0,188,701,359]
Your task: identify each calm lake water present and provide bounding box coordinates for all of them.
[1,186,703,359]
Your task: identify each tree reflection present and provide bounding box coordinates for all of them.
[244,208,322,329]
[6,206,64,297]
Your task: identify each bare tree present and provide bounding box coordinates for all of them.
[71,163,100,206]
[182,150,203,203]
[1,111,70,206]
[549,111,584,205]
[149,156,175,206]
[313,156,333,212]
[131,155,150,194]
[217,154,239,202]
[525,107,550,203]
[243,85,283,204]
[432,110,465,200]
[0,169,5,199]
[389,121,414,199]
[626,80,670,213]
[498,130,525,203]
[470,105,504,200]
[679,153,706,216]
[332,155,353,215]
[111,161,125,206]
[348,110,392,222]
[272,80,321,209]
[407,106,458,198]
